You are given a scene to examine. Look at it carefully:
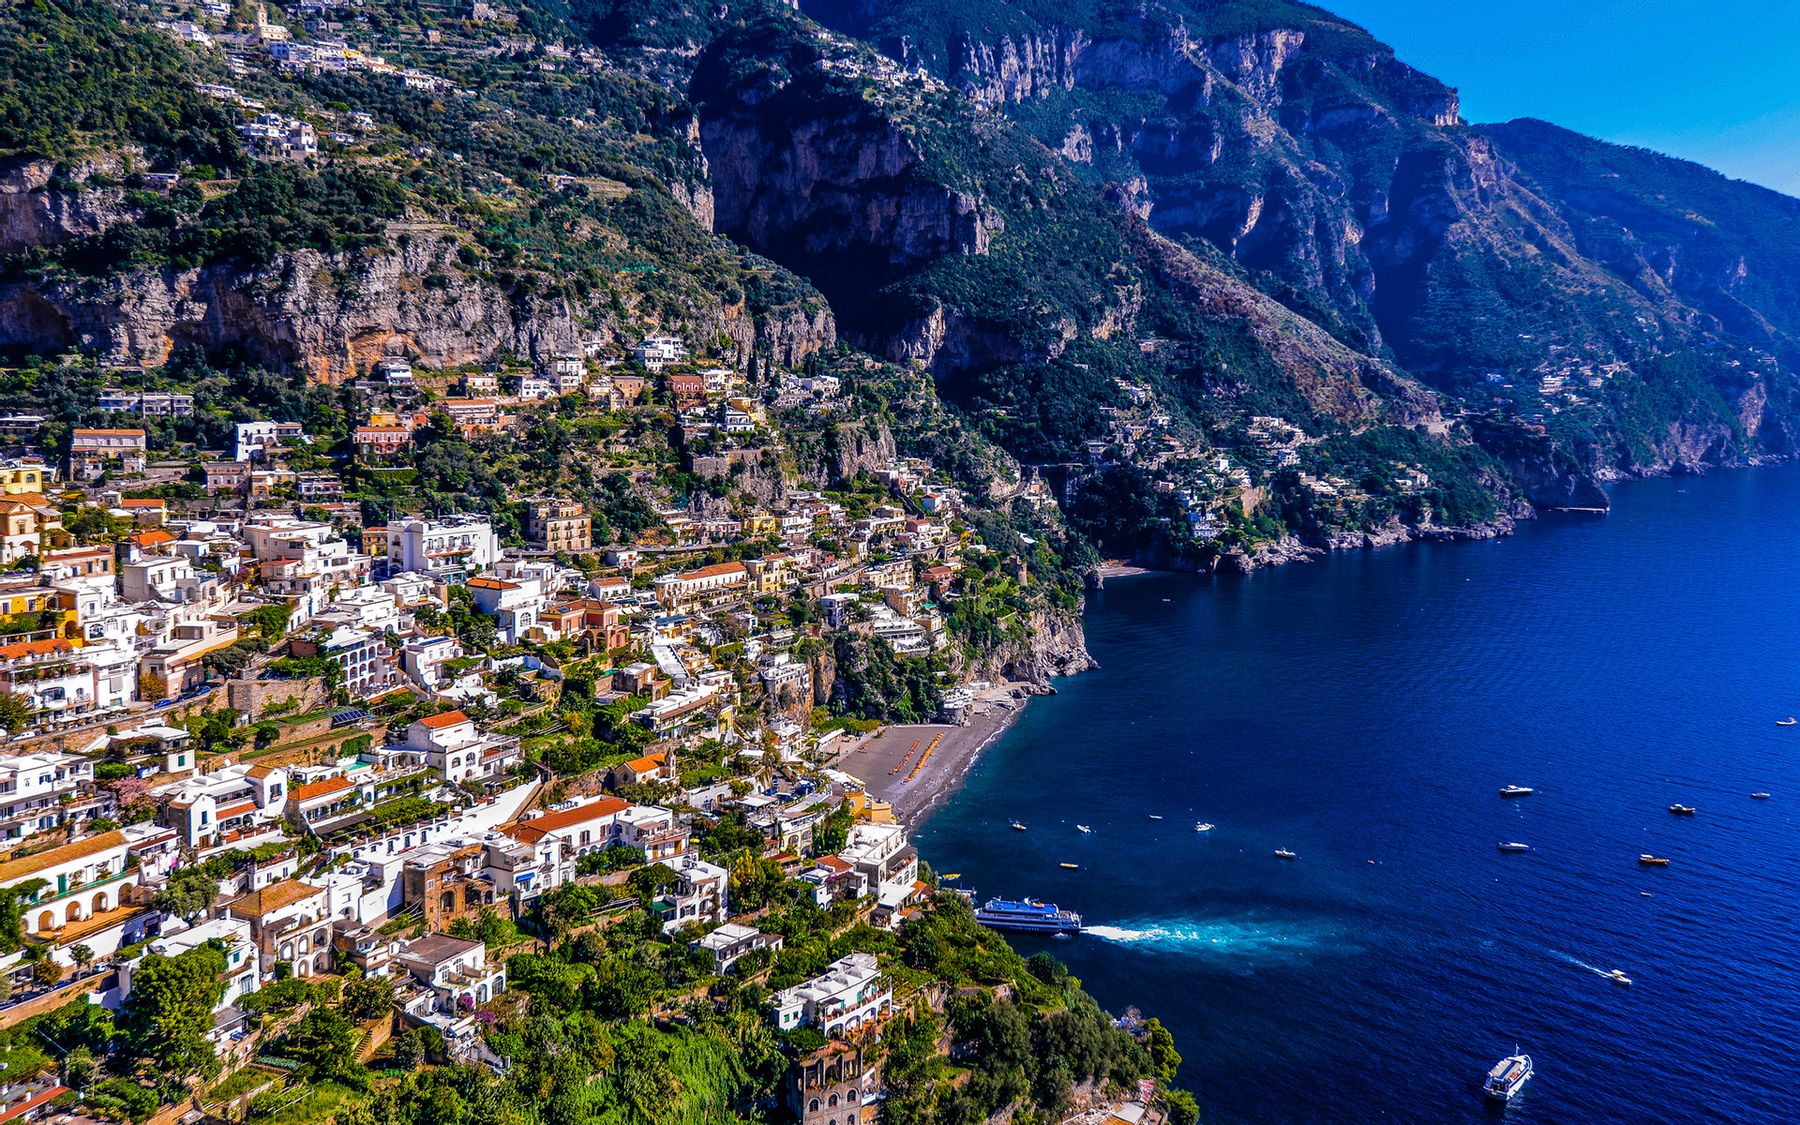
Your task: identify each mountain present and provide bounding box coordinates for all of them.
[3,0,1798,562]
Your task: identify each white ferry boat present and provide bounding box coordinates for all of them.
[973,897,1083,934]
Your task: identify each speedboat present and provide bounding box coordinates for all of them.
[1779,717,1797,726]
[1059,862,1079,870]
[1011,821,1028,831]
[1669,804,1696,816]
[1076,824,1092,834]
[1195,822,1215,832]
[1752,792,1771,799]
[1274,848,1298,860]
[1638,854,1669,866]
[1498,841,1531,853]
[1608,969,1632,986]
[1483,1052,1533,1102]
[1500,785,1534,798]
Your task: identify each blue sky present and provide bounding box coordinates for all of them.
[1321,0,1800,196]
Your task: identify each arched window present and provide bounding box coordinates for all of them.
[847,1090,857,1102]
[808,1100,818,1113]
[36,911,52,932]
[92,891,109,914]
[827,1094,838,1108]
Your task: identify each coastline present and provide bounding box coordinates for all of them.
[831,686,1031,828]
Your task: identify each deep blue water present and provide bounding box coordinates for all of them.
[917,466,1800,1124]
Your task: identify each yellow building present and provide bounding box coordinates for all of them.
[0,461,50,497]
[846,787,896,825]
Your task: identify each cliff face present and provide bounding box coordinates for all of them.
[0,164,836,381]
[965,605,1096,690]
[797,0,1800,477]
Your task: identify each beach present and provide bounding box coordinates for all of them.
[832,686,1030,826]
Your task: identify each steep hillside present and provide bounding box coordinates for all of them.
[796,0,1800,475]
[0,0,834,379]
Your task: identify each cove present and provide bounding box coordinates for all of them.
[916,466,1800,1124]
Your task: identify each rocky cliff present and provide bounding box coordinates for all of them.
[0,161,837,380]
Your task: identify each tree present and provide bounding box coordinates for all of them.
[32,959,63,989]
[1144,1017,1181,1083]
[1162,1088,1200,1125]
[0,692,28,734]
[389,1028,424,1071]
[60,1045,97,1091]
[281,1007,364,1086]
[121,945,226,1077]
[152,867,218,923]
[340,973,394,1021]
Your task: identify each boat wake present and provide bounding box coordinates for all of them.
[1083,918,1344,958]
[1555,951,1615,978]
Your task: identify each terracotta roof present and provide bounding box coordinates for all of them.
[418,709,471,730]
[0,638,73,660]
[247,765,279,779]
[227,879,321,919]
[623,752,666,774]
[504,797,629,844]
[289,775,354,802]
[216,800,257,819]
[674,561,747,583]
[814,855,852,875]
[0,830,127,885]
[465,577,516,590]
[72,428,146,438]
[129,529,176,547]
[119,498,165,509]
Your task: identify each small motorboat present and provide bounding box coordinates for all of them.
[1638,854,1669,866]
[1779,717,1797,726]
[1059,862,1079,870]
[1499,785,1535,798]
[1752,792,1772,799]
[1195,822,1215,832]
[1497,841,1531,853]
[1148,814,1164,820]
[1668,805,1696,816]
[941,873,961,881]
[1608,969,1633,986]
[1076,824,1092,834]
[1011,821,1028,832]
[1274,848,1298,860]
[1483,1051,1533,1102]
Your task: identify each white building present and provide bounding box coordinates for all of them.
[0,751,97,842]
[388,516,499,580]
[769,952,891,1037]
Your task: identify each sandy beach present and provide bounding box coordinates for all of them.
[832,687,1030,826]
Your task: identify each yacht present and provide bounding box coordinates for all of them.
[1011,821,1028,831]
[1638,854,1669,866]
[1752,792,1772,799]
[1076,824,1092,834]
[1500,785,1535,798]
[1608,969,1633,986]
[1148,814,1164,820]
[1669,804,1697,816]
[1497,841,1531,853]
[1195,822,1215,832]
[1059,862,1079,870]
[1483,1052,1533,1102]
[1779,717,1797,726]
[974,897,1083,934]
[1274,848,1298,860]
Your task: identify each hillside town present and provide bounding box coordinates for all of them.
[0,328,1166,1125]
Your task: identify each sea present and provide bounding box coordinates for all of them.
[915,466,1800,1124]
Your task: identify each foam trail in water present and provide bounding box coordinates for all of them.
[1084,918,1342,958]
[1554,951,1613,978]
